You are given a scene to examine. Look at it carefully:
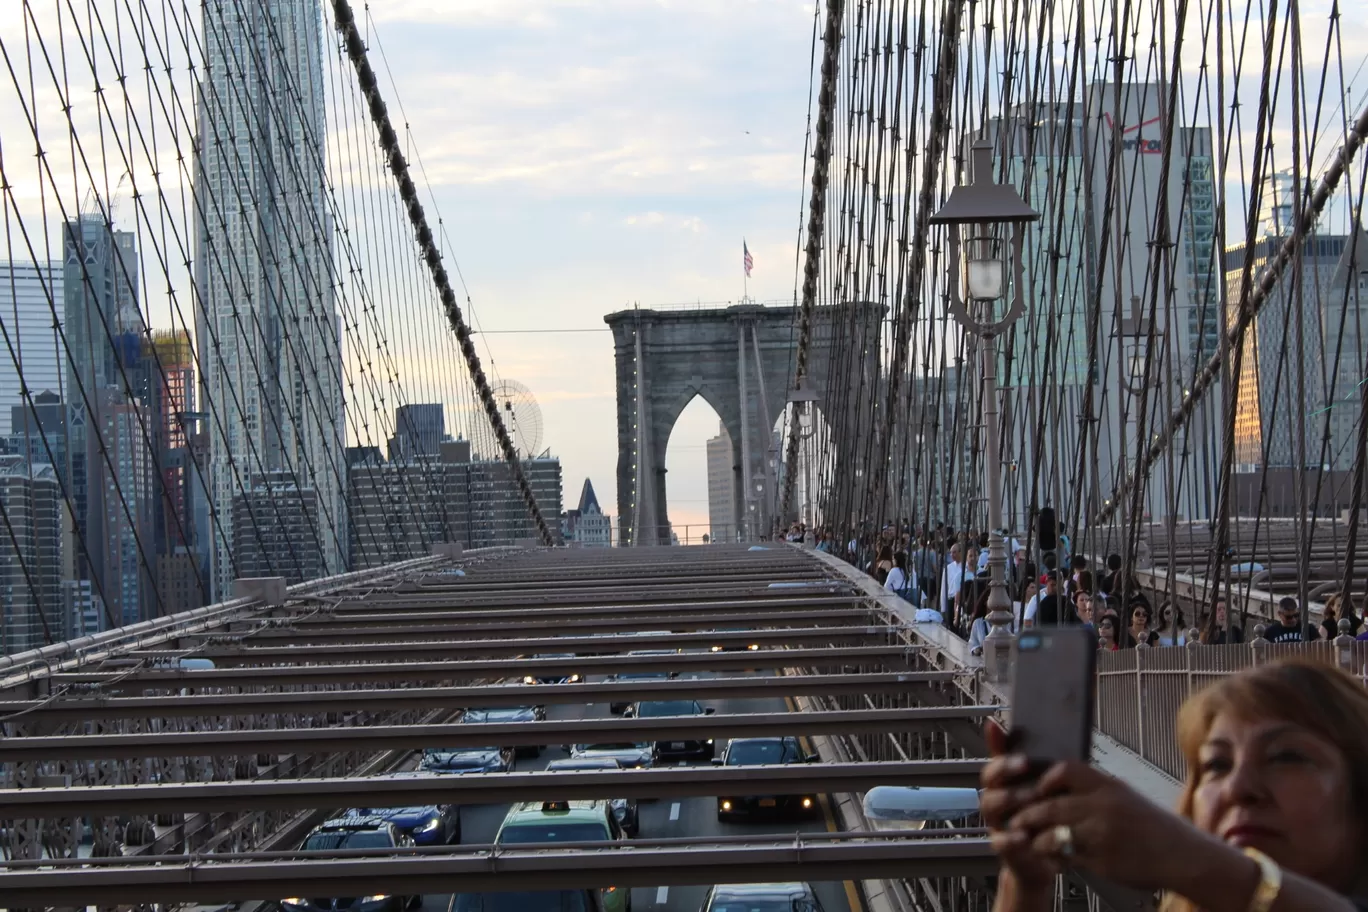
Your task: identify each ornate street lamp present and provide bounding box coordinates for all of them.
[930,137,1039,683]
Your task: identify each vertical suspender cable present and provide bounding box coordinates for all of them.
[330,0,552,545]
[1094,98,1368,529]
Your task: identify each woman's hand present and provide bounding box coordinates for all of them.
[979,722,1061,893]
[988,747,1204,892]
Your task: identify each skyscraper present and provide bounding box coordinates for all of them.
[0,456,63,654]
[62,214,151,628]
[388,403,445,461]
[706,423,735,543]
[0,262,63,419]
[1225,228,1368,478]
[1082,83,1223,523]
[194,1,344,597]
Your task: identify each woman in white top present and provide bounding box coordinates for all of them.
[1155,600,1187,646]
[884,552,918,602]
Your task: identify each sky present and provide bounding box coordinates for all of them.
[362,1,822,531]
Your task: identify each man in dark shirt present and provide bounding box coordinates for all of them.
[1033,572,1065,626]
[1263,597,1304,643]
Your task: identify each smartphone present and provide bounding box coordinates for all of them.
[1008,626,1096,773]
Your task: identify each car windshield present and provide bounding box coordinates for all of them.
[349,807,430,817]
[635,700,699,717]
[575,743,647,752]
[497,823,609,844]
[455,891,592,912]
[725,741,798,765]
[712,901,819,912]
[302,829,394,850]
[617,672,669,681]
[425,747,498,757]
[465,708,530,721]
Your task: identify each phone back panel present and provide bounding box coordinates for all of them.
[1009,627,1096,765]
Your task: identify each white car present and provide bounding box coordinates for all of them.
[570,742,653,769]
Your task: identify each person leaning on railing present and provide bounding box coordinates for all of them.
[982,659,1368,910]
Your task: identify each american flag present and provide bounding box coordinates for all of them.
[743,241,754,277]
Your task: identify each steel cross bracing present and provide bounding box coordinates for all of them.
[0,544,999,910]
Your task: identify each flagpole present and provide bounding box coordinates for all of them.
[743,239,750,302]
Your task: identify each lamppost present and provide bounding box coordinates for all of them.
[929,137,1039,683]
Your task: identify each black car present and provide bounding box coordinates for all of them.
[606,650,679,714]
[420,744,515,773]
[713,737,821,821]
[282,818,417,911]
[464,705,546,758]
[524,653,582,685]
[452,890,603,911]
[624,699,715,762]
[545,757,639,836]
[699,882,825,912]
[709,628,761,653]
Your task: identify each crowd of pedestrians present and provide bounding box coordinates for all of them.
[789,519,1368,653]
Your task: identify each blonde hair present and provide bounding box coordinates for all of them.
[1157,660,1368,911]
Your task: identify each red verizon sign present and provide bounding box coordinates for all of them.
[1103,112,1163,154]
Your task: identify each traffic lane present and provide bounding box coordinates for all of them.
[423,693,656,911]
[643,670,854,912]
[426,670,856,912]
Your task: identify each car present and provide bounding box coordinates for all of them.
[464,705,546,758]
[342,798,460,846]
[606,650,679,714]
[570,741,653,769]
[698,882,825,912]
[713,737,821,821]
[546,758,639,836]
[494,800,631,912]
[622,699,715,762]
[709,628,761,653]
[451,889,604,911]
[525,653,582,685]
[282,818,417,911]
[419,743,515,773]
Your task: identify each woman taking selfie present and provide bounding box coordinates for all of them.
[983,660,1368,910]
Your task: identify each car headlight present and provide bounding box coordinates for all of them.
[568,673,582,683]
[747,643,760,651]
[710,645,723,653]
[706,738,714,744]
[416,818,440,833]
[523,675,536,684]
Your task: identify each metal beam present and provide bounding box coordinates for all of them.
[133,626,891,665]
[0,835,998,905]
[0,759,985,817]
[48,645,917,692]
[0,672,952,722]
[303,594,859,624]
[242,608,875,643]
[0,706,995,761]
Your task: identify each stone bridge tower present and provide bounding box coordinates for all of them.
[606,302,882,546]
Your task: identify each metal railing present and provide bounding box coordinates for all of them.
[1095,637,1368,780]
